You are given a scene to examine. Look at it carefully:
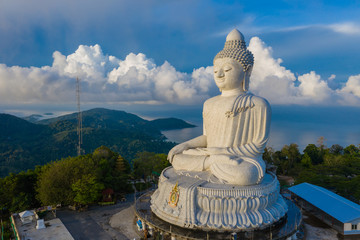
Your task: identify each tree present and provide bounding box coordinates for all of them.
[72,174,104,205]
[133,152,154,181]
[317,136,326,150]
[0,170,40,213]
[111,155,131,192]
[132,152,170,181]
[344,144,359,155]
[329,144,344,155]
[281,143,301,166]
[324,155,340,166]
[262,147,274,164]
[37,155,99,205]
[37,158,77,205]
[91,147,131,192]
[152,153,170,176]
[36,146,135,206]
[116,155,130,174]
[303,144,323,165]
[301,153,312,168]
[93,146,115,161]
[272,150,287,174]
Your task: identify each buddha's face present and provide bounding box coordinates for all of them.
[214,58,245,92]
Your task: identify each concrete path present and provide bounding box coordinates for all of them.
[57,192,142,240]
[110,206,140,240]
[57,210,113,240]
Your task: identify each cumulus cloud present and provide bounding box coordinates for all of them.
[0,45,216,105]
[298,71,332,102]
[248,37,298,104]
[339,74,360,98]
[0,37,360,106]
[248,37,360,105]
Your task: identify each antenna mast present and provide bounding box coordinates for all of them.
[76,77,83,156]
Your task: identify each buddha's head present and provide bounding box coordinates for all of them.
[213,29,254,92]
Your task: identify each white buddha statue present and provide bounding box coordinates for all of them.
[168,29,271,186]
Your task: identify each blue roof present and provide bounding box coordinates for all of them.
[288,182,360,223]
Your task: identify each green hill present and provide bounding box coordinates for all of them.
[0,114,54,176]
[0,108,194,177]
[149,117,195,130]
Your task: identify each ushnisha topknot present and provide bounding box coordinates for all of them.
[214,29,254,72]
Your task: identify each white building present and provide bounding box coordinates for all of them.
[12,211,74,240]
[18,210,35,224]
[289,182,360,237]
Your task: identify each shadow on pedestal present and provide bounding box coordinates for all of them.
[135,191,302,240]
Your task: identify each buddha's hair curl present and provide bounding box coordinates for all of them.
[214,39,254,72]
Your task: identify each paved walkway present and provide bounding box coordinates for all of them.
[57,193,142,240]
[110,206,140,240]
[57,210,113,240]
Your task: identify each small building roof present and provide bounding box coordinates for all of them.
[289,183,360,223]
[19,210,34,218]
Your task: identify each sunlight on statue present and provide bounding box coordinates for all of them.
[151,29,288,230]
[168,29,271,185]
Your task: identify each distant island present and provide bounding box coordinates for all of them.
[0,108,195,177]
[148,117,196,130]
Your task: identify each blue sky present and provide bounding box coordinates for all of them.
[1,0,360,116]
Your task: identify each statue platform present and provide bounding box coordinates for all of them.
[150,167,289,231]
[135,191,302,240]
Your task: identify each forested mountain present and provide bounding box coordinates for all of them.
[0,114,54,176]
[149,117,196,130]
[0,108,195,177]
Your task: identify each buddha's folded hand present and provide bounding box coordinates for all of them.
[183,147,230,156]
[167,143,190,163]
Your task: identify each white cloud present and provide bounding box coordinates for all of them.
[328,22,360,35]
[248,37,298,104]
[266,22,360,36]
[0,64,73,104]
[248,37,360,105]
[0,45,216,105]
[105,54,215,104]
[339,74,360,97]
[298,71,332,102]
[328,74,336,81]
[0,38,360,107]
[271,25,317,33]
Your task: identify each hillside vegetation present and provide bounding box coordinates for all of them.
[0,146,170,214]
[265,139,360,203]
[0,108,194,177]
[1,141,359,218]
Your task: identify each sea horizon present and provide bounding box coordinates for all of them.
[1,104,359,152]
[161,105,360,152]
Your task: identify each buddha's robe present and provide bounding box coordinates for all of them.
[171,92,271,185]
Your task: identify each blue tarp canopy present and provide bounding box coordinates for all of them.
[288,182,360,223]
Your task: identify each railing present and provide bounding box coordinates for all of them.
[10,215,20,240]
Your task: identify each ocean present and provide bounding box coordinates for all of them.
[2,104,359,152]
[159,105,360,151]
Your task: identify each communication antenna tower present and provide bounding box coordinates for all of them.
[76,77,83,156]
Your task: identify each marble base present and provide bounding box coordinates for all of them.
[150,167,288,230]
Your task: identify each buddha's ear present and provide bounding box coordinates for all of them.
[242,66,252,91]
